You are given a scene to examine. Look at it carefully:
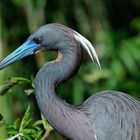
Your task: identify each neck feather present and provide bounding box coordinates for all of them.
[35,44,95,139]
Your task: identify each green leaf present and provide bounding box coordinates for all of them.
[10,77,31,84]
[13,119,20,129]
[23,133,32,140]
[35,130,43,140]
[41,115,53,131]
[0,77,32,95]
[22,128,36,135]
[6,105,46,139]
[33,120,42,126]
[0,82,16,95]
[7,127,18,135]
[19,105,32,131]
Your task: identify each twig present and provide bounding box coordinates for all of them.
[6,133,23,140]
[40,129,53,140]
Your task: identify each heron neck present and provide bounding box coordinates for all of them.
[35,46,94,139]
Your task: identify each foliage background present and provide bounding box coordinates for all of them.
[0,0,140,139]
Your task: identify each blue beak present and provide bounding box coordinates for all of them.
[0,40,40,70]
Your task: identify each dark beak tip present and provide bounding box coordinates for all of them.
[0,61,4,70]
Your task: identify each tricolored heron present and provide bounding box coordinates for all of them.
[0,24,140,140]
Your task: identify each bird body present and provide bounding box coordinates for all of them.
[0,23,140,140]
[81,91,140,140]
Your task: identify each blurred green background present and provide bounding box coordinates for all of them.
[0,0,140,139]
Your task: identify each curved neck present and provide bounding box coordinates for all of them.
[35,44,95,139]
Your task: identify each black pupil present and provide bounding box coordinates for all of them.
[33,38,40,44]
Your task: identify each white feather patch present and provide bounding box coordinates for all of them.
[74,31,101,69]
[95,134,98,140]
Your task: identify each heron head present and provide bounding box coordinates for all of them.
[0,36,41,70]
[0,25,54,70]
[0,24,101,70]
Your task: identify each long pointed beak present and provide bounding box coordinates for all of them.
[0,40,40,70]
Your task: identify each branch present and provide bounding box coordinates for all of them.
[6,133,23,140]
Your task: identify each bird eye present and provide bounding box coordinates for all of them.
[33,37,41,44]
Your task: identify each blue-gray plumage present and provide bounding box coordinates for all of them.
[0,23,140,140]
